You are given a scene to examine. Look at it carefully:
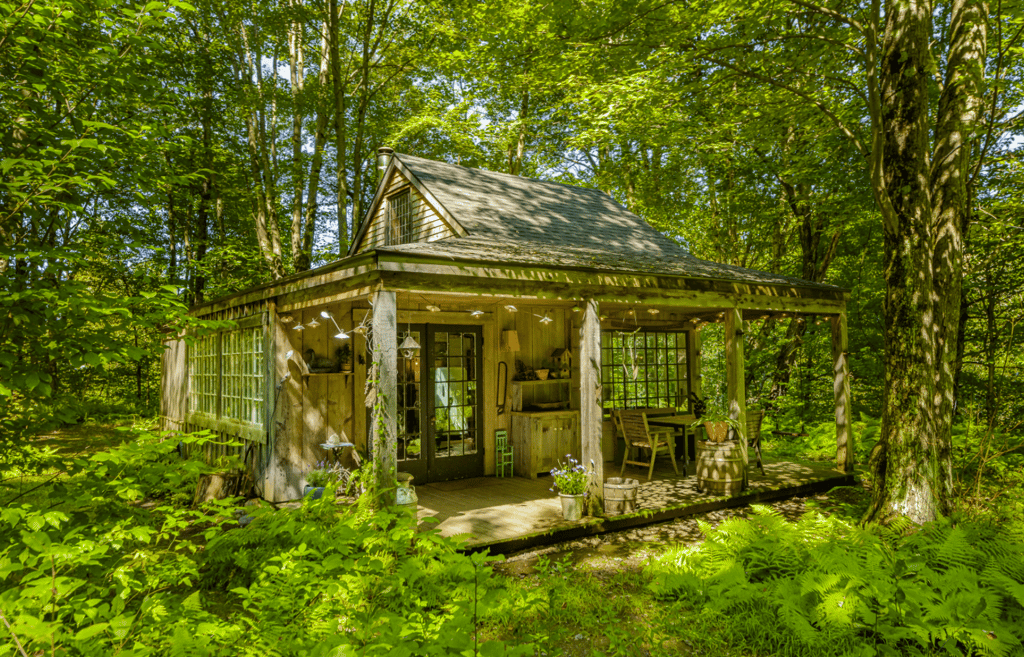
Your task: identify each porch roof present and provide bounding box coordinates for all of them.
[191,154,847,316]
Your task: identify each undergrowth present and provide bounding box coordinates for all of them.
[648,506,1024,657]
[0,428,530,656]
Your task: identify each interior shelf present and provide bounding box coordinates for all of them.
[512,378,570,385]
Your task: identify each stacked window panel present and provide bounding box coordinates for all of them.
[600,330,690,414]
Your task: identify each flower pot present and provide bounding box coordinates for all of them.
[535,369,550,381]
[604,477,639,515]
[303,485,326,500]
[396,473,418,508]
[558,493,585,521]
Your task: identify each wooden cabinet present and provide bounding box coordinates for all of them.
[511,410,580,478]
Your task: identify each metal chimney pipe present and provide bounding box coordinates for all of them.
[376,146,394,179]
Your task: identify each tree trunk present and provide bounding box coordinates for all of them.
[297,22,333,271]
[330,0,349,253]
[865,0,985,524]
[289,2,306,268]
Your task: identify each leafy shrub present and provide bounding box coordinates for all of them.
[648,506,1024,657]
[1,428,529,656]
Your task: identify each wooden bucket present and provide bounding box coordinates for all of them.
[696,440,746,496]
[604,477,639,515]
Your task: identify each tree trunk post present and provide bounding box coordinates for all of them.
[725,307,747,470]
[370,288,397,508]
[580,298,604,516]
[267,303,304,501]
[831,311,854,473]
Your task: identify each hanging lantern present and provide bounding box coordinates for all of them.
[399,332,421,359]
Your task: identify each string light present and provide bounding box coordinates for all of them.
[504,304,518,312]
[426,305,441,312]
[320,311,349,340]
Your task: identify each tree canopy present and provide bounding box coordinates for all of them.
[3,0,1024,524]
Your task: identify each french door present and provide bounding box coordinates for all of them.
[396,325,483,483]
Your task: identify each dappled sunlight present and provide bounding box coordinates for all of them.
[417,458,848,546]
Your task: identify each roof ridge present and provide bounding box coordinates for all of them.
[393,152,619,201]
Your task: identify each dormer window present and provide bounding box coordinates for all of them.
[386,189,412,245]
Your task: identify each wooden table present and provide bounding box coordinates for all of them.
[645,415,695,465]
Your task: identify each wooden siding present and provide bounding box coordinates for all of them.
[161,337,188,432]
[355,170,455,253]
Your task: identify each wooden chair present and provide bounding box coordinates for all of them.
[495,429,514,477]
[746,411,766,476]
[616,409,678,481]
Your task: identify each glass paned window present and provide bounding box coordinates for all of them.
[600,330,690,414]
[189,334,218,415]
[188,325,266,429]
[221,326,265,428]
[386,190,413,245]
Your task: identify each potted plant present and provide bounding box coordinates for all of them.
[693,411,745,496]
[304,461,341,500]
[337,344,353,373]
[549,455,591,520]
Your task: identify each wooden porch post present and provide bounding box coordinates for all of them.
[724,307,748,466]
[580,298,604,516]
[268,303,304,502]
[831,311,854,472]
[370,289,398,507]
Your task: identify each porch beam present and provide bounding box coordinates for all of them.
[724,307,748,471]
[831,311,853,473]
[580,298,604,516]
[370,289,398,507]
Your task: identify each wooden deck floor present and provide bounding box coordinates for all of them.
[415,458,855,553]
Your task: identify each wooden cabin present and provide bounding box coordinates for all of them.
[160,148,852,505]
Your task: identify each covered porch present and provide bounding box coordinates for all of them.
[415,456,856,553]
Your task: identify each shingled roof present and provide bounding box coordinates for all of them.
[376,153,839,292]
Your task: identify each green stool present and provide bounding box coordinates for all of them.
[495,430,514,477]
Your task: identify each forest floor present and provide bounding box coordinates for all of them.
[15,422,1012,656]
[483,481,872,655]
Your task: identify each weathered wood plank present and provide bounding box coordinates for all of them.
[832,312,854,473]
[725,307,748,470]
[161,336,188,432]
[268,307,305,501]
[370,289,397,507]
[194,252,847,319]
[580,298,604,516]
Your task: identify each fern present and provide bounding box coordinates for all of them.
[647,513,1024,657]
